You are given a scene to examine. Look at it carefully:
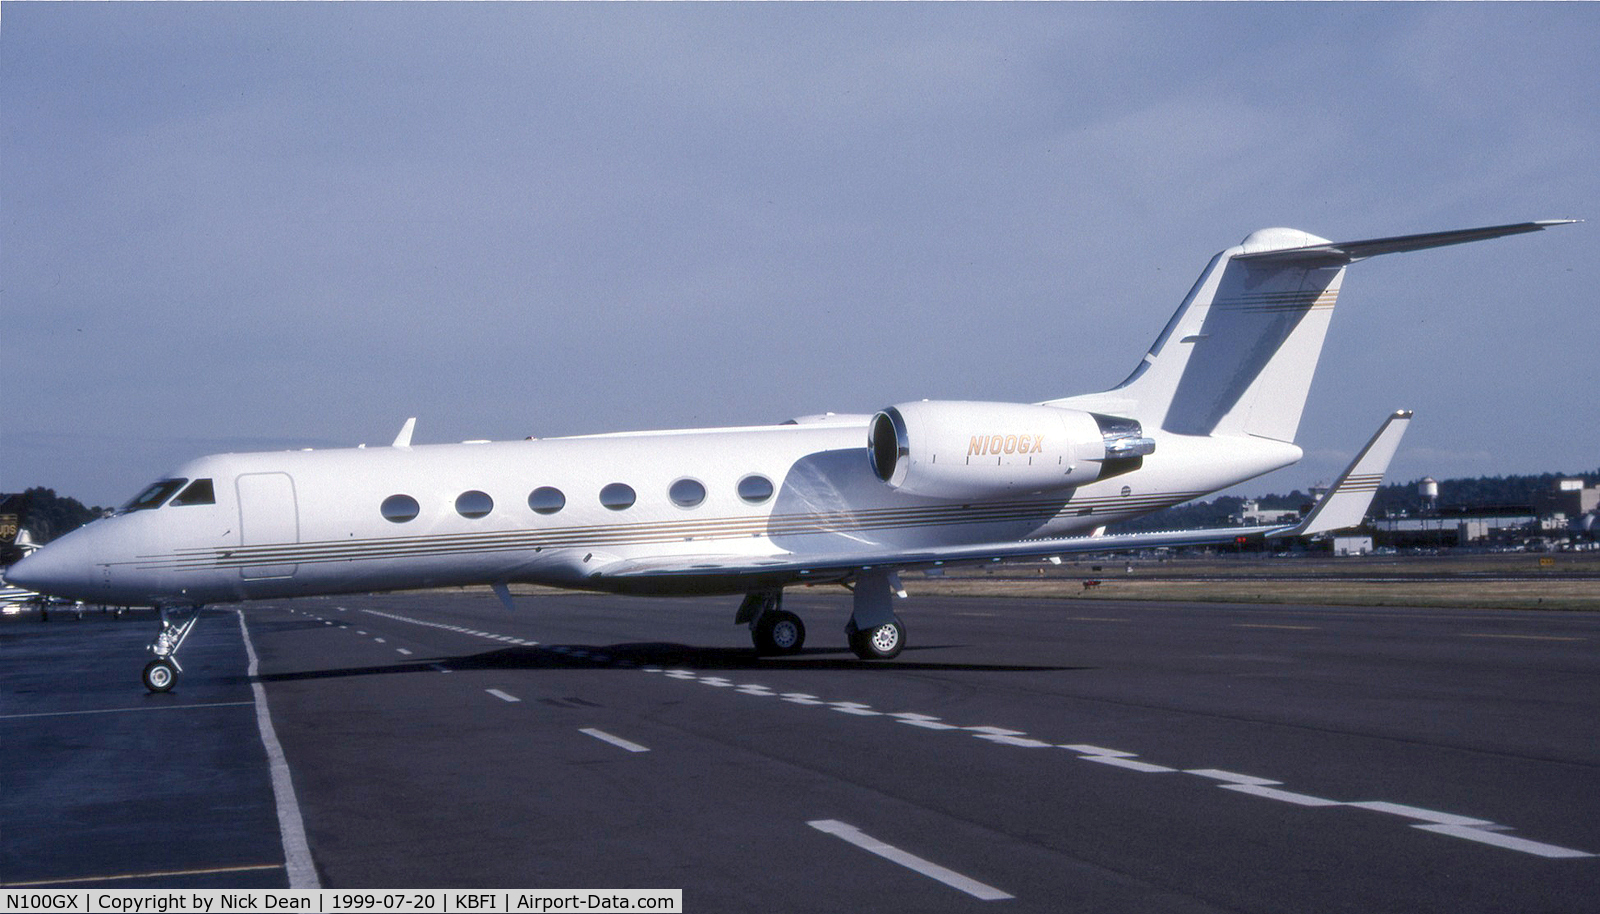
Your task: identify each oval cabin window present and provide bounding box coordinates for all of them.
[599,483,636,511]
[528,487,566,515]
[382,494,420,523]
[737,474,774,505]
[456,490,494,519]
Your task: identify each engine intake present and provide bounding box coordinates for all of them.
[868,401,1154,499]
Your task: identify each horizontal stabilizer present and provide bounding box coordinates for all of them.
[1236,220,1577,266]
[1279,410,1412,538]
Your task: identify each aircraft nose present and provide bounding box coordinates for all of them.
[3,534,93,598]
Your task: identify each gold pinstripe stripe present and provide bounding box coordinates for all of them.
[134,491,1207,571]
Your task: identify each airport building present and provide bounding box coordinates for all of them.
[1369,478,1598,549]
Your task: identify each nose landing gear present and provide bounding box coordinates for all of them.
[143,605,202,692]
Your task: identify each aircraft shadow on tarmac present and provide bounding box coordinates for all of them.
[255,642,1088,683]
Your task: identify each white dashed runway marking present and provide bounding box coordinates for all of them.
[345,607,1596,860]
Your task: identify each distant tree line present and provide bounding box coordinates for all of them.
[1107,468,1599,534]
[2,488,108,546]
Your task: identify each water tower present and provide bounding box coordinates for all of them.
[1419,477,1439,514]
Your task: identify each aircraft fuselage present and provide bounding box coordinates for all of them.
[16,416,1298,607]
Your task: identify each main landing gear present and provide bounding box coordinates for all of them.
[843,569,906,660]
[738,591,806,656]
[143,605,203,693]
[736,570,908,661]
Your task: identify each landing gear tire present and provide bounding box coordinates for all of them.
[847,617,906,660]
[753,610,806,656]
[142,658,178,693]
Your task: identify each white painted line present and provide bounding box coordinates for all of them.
[1348,801,1494,827]
[3,862,286,888]
[396,648,413,656]
[808,820,1012,901]
[1413,824,1595,858]
[699,676,736,688]
[429,664,452,674]
[780,692,825,705]
[356,631,367,636]
[236,611,320,889]
[0,701,255,721]
[965,726,1050,748]
[891,713,960,731]
[1221,784,1342,807]
[580,728,650,753]
[831,702,883,717]
[486,689,521,703]
[1059,744,1136,757]
[981,734,1054,749]
[374,638,386,644]
[736,684,775,696]
[1084,755,1176,772]
[1460,633,1584,642]
[1185,769,1282,786]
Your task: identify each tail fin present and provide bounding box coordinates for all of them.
[1049,221,1574,443]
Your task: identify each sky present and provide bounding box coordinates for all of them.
[3,3,1597,509]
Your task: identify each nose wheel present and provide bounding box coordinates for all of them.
[142,658,178,693]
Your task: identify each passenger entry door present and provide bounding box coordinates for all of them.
[236,472,299,579]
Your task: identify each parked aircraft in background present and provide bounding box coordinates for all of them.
[6,220,1573,691]
[0,529,46,612]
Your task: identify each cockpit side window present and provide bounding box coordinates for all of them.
[171,478,216,507]
[121,478,188,513]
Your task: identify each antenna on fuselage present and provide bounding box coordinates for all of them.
[392,417,417,449]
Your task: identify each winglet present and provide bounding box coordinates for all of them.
[392,417,417,449]
[1280,410,1413,538]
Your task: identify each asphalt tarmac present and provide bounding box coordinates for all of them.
[3,591,1598,912]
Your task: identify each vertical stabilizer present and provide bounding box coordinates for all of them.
[1046,221,1574,444]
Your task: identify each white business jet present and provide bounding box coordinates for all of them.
[7,221,1573,691]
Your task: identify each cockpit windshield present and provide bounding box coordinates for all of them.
[171,478,216,507]
[120,478,188,513]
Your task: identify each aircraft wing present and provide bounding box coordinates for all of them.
[591,523,1300,586]
[592,411,1411,588]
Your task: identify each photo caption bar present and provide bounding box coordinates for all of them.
[1,890,683,914]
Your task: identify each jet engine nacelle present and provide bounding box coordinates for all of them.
[868,401,1155,499]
